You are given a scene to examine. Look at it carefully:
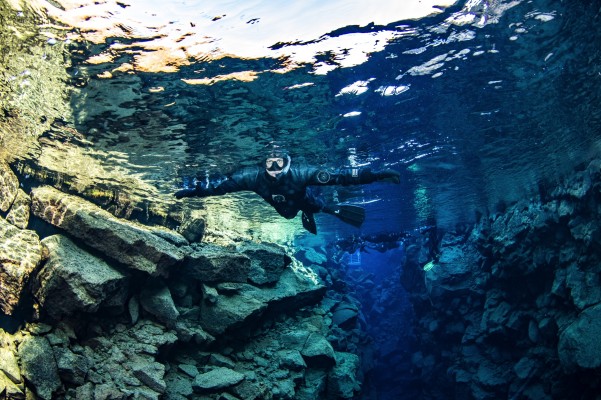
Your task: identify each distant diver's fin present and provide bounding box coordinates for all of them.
[302,211,317,234]
[324,204,365,228]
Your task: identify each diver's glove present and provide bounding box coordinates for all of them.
[376,169,401,184]
[174,186,201,199]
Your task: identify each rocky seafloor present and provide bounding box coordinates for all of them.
[0,160,364,399]
[1,158,601,400]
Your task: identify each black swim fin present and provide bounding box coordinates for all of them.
[324,205,365,228]
[302,211,318,234]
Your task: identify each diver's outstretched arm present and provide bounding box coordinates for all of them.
[304,167,401,186]
[174,167,259,199]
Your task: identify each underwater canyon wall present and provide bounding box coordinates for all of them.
[398,158,601,399]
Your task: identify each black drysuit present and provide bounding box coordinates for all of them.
[175,165,400,232]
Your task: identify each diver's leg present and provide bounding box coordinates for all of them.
[303,189,326,213]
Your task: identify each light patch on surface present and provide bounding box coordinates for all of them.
[401,48,471,78]
[375,85,410,96]
[342,111,362,118]
[526,11,556,22]
[284,82,315,90]
[336,79,375,96]
[445,0,522,28]
[182,71,260,85]
[30,0,458,75]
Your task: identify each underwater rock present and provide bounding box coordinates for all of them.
[125,319,179,354]
[140,280,180,326]
[33,235,129,318]
[0,161,19,212]
[277,349,307,371]
[30,186,185,276]
[53,346,90,386]
[191,367,244,392]
[128,296,140,324]
[331,302,359,330]
[564,261,601,310]
[475,359,511,388]
[0,346,22,385]
[327,352,361,399]
[177,216,205,243]
[513,356,538,380]
[164,371,194,398]
[198,267,325,335]
[185,243,251,283]
[425,240,482,300]
[238,241,292,285]
[300,332,336,367]
[0,332,23,398]
[174,312,215,345]
[299,247,328,265]
[6,189,31,229]
[178,363,199,378]
[558,303,601,370]
[0,217,42,314]
[296,369,328,400]
[0,373,23,399]
[18,335,62,400]
[230,378,266,400]
[129,358,166,394]
[209,353,236,369]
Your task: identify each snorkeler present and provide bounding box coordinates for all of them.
[174,151,401,234]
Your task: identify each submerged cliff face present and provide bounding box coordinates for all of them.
[395,159,601,399]
[0,159,366,399]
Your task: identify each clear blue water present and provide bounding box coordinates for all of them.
[15,0,597,242]
[4,0,601,398]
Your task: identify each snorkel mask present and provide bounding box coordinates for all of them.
[265,152,291,179]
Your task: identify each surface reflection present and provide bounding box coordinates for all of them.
[1,0,600,243]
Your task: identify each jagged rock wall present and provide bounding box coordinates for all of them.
[0,159,363,399]
[401,159,601,399]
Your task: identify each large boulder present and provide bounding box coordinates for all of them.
[0,346,21,385]
[332,302,359,330]
[18,335,62,400]
[238,241,292,285]
[177,216,205,243]
[0,161,19,212]
[558,303,601,371]
[199,265,325,335]
[327,352,361,399]
[128,358,167,394]
[33,235,129,318]
[564,261,601,310]
[0,217,42,314]
[140,280,180,326]
[30,186,185,276]
[6,188,31,229]
[300,333,335,368]
[425,244,479,298]
[184,243,251,283]
[192,367,244,393]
